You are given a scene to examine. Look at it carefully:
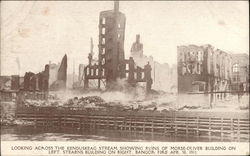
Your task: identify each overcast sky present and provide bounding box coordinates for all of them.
[1,1,249,76]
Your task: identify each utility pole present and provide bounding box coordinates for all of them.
[0,49,1,76]
[73,59,75,85]
[154,61,155,83]
[90,37,94,56]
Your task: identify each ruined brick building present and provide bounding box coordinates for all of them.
[23,65,49,92]
[177,44,232,93]
[231,53,249,92]
[49,54,67,90]
[0,54,68,92]
[0,76,12,90]
[83,2,153,92]
[177,44,249,107]
[131,34,144,58]
[130,34,177,93]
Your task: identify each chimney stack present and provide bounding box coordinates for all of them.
[114,1,119,13]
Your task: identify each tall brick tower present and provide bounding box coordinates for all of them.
[98,1,126,89]
[84,1,152,92]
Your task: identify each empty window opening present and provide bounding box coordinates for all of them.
[102,69,105,76]
[102,58,105,65]
[87,68,90,75]
[96,69,99,75]
[102,48,105,54]
[102,18,106,25]
[233,63,239,73]
[141,73,144,79]
[102,28,105,34]
[198,51,203,61]
[126,64,129,70]
[102,38,105,45]
[90,69,94,76]
[126,73,129,78]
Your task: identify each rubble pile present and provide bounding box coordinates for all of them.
[20,93,204,112]
[24,99,61,107]
[177,105,201,111]
[63,96,106,108]
[1,112,35,126]
[1,114,15,126]
[64,96,105,105]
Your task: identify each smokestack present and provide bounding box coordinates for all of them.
[16,57,20,75]
[114,0,119,13]
[90,37,94,56]
[0,50,1,76]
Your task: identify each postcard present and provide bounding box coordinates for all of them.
[1,1,249,155]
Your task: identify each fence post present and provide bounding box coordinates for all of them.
[123,118,126,131]
[151,118,154,134]
[90,116,94,129]
[237,119,240,141]
[230,118,234,141]
[170,111,175,141]
[134,117,137,131]
[46,115,49,128]
[209,117,211,141]
[82,116,85,130]
[186,117,188,138]
[106,117,109,129]
[163,117,166,135]
[58,116,61,129]
[79,117,82,130]
[196,116,200,140]
[114,116,117,130]
[96,117,99,129]
[93,117,96,129]
[129,118,132,131]
[34,118,37,128]
[71,117,74,128]
[220,118,224,141]
[174,116,177,139]
[143,117,146,134]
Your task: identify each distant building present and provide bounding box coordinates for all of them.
[11,75,20,90]
[177,44,232,93]
[0,75,24,91]
[177,44,233,107]
[130,35,177,92]
[23,64,49,92]
[49,63,59,87]
[0,76,11,90]
[22,55,68,92]
[49,54,67,90]
[1,54,67,93]
[231,53,249,92]
[131,34,143,58]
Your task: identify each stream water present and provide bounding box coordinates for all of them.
[1,125,206,142]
